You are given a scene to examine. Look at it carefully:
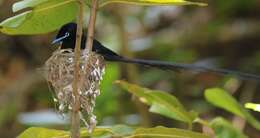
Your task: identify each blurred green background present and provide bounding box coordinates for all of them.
[0,0,260,137]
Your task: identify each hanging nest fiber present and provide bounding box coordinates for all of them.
[43,49,105,131]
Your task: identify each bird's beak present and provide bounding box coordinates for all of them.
[52,34,70,45]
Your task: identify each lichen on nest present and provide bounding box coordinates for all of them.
[43,49,105,131]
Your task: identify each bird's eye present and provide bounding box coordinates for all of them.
[65,32,70,37]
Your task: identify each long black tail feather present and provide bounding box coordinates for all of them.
[107,55,260,81]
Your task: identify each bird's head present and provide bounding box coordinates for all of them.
[52,22,77,49]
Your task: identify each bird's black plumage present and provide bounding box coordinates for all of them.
[53,23,122,61]
[52,22,260,81]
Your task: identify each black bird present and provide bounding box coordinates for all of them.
[52,22,260,81]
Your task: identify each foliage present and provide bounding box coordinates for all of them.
[0,0,78,35]
[0,0,205,35]
[205,88,260,130]
[116,81,251,138]
[115,80,198,124]
[99,0,207,7]
[245,103,260,112]
[18,127,69,138]
[209,117,248,138]
[18,125,209,138]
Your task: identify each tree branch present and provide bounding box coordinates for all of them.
[71,0,98,137]
[84,0,98,52]
[71,0,84,138]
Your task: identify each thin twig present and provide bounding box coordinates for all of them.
[71,0,98,137]
[84,0,98,53]
[71,0,84,138]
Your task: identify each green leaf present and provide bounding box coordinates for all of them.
[12,0,50,12]
[19,126,208,138]
[115,80,198,124]
[83,125,134,137]
[205,88,260,130]
[18,127,69,138]
[245,103,260,112]
[18,126,117,138]
[80,127,115,137]
[0,0,78,35]
[131,126,209,138]
[110,125,135,136]
[205,88,245,117]
[99,0,207,8]
[210,117,248,138]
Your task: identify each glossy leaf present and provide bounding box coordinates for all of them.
[18,127,116,138]
[81,125,134,137]
[115,80,198,124]
[205,88,245,117]
[205,88,260,130]
[110,125,135,136]
[132,126,209,138]
[0,0,207,35]
[245,103,260,112]
[210,117,248,138]
[99,0,207,7]
[18,125,209,138]
[12,0,50,12]
[18,127,69,138]
[0,0,78,35]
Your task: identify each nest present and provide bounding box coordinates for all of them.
[43,49,105,131]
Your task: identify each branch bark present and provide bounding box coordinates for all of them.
[84,0,98,52]
[71,0,98,137]
[71,0,84,138]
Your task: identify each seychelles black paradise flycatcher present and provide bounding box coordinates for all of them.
[52,22,260,81]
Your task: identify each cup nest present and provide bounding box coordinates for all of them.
[43,49,105,131]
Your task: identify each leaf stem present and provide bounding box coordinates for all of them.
[71,0,84,138]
